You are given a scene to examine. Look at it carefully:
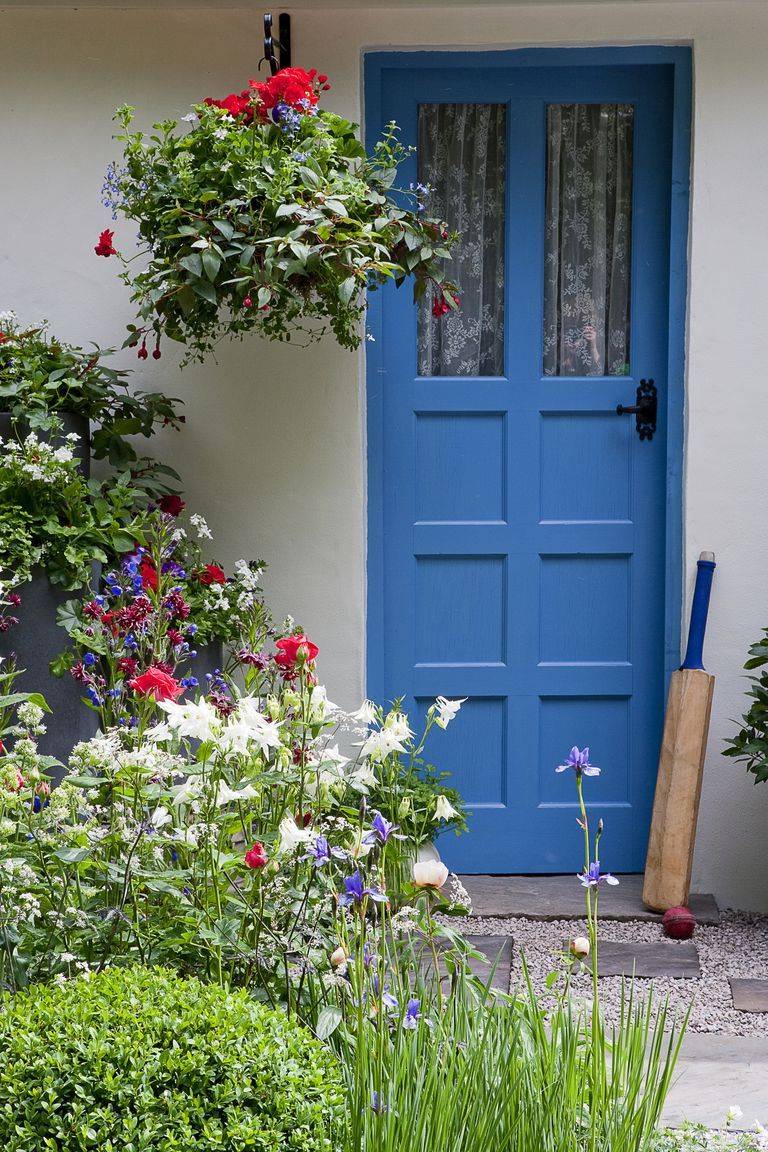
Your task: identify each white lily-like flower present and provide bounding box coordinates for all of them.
[158,697,220,742]
[433,696,467,730]
[276,816,314,856]
[145,721,174,744]
[172,776,204,806]
[348,763,379,791]
[356,728,407,761]
[384,710,413,743]
[434,794,459,822]
[222,698,282,756]
[349,700,377,725]
[214,781,258,807]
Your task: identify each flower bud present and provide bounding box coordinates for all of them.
[330,945,347,968]
[412,860,449,889]
[570,935,590,960]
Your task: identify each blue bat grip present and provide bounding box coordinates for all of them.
[681,556,716,670]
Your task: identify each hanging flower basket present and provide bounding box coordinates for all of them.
[100,68,457,362]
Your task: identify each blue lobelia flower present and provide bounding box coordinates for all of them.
[338,870,388,907]
[557,746,600,777]
[403,998,422,1030]
[364,810,399,845]
[578,861,619,889]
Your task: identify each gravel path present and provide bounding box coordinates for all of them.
[450,910,768,1036]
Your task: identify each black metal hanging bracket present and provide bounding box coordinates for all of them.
[261,12,291,75]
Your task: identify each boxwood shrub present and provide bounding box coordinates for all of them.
[0,966,344,1151]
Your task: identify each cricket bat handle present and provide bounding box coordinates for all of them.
[681,552,716,671]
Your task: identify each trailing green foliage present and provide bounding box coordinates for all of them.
[724,625,768,782]
[0,312,182,468]
[0,966,344,1152]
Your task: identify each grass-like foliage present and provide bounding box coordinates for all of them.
[0,966,345,1152]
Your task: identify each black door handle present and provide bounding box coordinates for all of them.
[616,378,657,441]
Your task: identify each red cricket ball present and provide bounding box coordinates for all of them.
[662,905,696,940]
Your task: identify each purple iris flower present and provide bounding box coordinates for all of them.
[305,835,346,867]
[371,1091,388,1115]
[557,746,600,777]
[338,870,388,907]
[578,861,619,888]
[364,810,399,845]
[403,998,421,1030]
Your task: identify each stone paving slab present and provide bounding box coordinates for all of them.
[662,1034,768,1129]
[730,978,768,1013]
[460,874,720,924]
[596,939,701,978]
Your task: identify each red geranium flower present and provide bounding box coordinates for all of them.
[244,842,269,869]
[203,91,254,123]
[158,493,185,517]
[140,559,159,592]
[128,666,184,702]
[198,563,227,586]
[250,67,325,113]
[274,633,319,671]
[94,229,117,257]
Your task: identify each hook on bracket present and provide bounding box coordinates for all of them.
[262,12,291,75]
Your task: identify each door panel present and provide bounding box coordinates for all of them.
[367,60,675,873]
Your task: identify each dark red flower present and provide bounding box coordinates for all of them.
[94,229,117,257]
[274,633,319,671]
[198,563,227,586]
[167,628,183,647]
[158,493,185,517]
[244,842,268,869]
[295,809,312,829]
[117,656,138,678]
[83,600,104,620]
[163,590,190,620]
[129,666,184,702]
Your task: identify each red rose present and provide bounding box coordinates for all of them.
[140,559,159,592]
[158,493,185,517]
[198,564,227,586]
[244,842,268,869]
[274,633,319,670]
[129,666,184,702]
[94,229,117,257]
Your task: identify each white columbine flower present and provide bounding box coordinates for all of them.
[434,795,459,822]
[158,697,220,743]
[149,806,172,829]
[356,728,407,761]
[348,763,378,791]
[384,710,413,743]
[349,700,377,725]
[214,781,258,807]
[433,696,467,730]
[276,816,313,856]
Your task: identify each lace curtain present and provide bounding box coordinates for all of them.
[543,104,634,377]
[417,104,506,377]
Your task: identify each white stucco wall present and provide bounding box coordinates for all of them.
[2,0,768,909]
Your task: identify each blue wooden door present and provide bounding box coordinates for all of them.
[367,54,679,872]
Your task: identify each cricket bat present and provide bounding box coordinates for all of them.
[643,552,716,912]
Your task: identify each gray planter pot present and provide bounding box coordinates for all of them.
[188,641,225,690]
[0,411,90,477]
[0,569,99,771]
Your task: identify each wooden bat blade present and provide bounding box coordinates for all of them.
[643,668,715,912]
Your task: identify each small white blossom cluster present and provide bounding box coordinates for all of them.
[1,431,81,483]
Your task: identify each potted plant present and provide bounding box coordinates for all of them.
[0,311,183,474]
[97,68,457,362]
[53,504,269,733]
[0,432,146,760]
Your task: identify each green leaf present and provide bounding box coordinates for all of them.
[192,280,218,304]
[179,253,203,277]
[338,276,357,306]
[212,219,235,240]
[201,249,221,282]
[315,1006,343,1040]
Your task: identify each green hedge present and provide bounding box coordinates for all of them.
[0,966,344,1151]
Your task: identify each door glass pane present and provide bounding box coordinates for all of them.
[417,103,506,377]
[543,104,634,377]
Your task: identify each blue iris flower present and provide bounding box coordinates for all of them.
[364,810,399,845]
[305,835,345,867]
[338,870,388,907]
[578,861,619,889]
[556,746,601,777]
[403,998,421,1030]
